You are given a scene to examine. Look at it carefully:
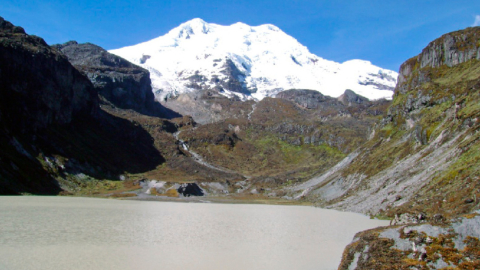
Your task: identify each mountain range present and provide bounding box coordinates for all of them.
[1,15,480,269]
[110,18,398,102]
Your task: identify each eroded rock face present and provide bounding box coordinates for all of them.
[397,26,480,94]
[0,17,98,132]
[54,41,179,118]
[419,27,480,69]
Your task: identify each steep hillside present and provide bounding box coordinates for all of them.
[110,18,397,102]
[290,26,480,219]
[0,17,166,194]
[287,27,480,269]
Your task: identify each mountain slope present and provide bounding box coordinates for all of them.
[0,17,166,194]
[110,18,397,101]
[290,26,480,220]
[176,89,390,185]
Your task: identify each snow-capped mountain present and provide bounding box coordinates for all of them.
[110,18,398,101]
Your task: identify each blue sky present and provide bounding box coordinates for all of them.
[1,0,479,71]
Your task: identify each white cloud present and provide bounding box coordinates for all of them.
[473,15,480,27]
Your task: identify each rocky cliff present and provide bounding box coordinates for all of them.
[397,27,480,94]
[0,17,165,195]
[0,17,98,133]
[53,41,180,118]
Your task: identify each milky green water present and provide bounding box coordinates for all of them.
[0,197,388,270]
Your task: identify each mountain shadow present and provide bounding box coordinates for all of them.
[0,16,165,194]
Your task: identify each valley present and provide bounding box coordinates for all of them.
[1,15,480,269]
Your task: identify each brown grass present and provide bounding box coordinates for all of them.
[109,193,137,198]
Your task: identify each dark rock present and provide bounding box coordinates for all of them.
[218,59,249,94]
[414,235,425,245]
[433,214,445,222]
[139,54,151,64]
[414,125,428,145]
[53,41,180,118]
[177,183,204,197]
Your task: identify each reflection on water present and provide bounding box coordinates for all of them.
[0,197,388,270]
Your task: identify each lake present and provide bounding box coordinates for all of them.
[0,197,388,270]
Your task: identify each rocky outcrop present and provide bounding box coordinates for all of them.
[275,89,331,109]
[218,59,249,94]
[277,89,371,110]
[397,26,480,94]
[337,89,369,105]
[0,17,98,132]
[332,27,480,270]
[339,212,480,269]
[54,41,180,118]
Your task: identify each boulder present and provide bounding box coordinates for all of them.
[177,183,204,197]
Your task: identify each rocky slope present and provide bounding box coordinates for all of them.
[290,26,480,219]
[176,89,390,187]
[110,18,398,102]
[289,27,480,269]
[0,16,252,196]
[339,212,480,269]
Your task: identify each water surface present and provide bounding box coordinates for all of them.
[0,197,388,270]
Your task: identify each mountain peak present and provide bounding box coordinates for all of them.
[110,19,398,101]
[257,23,281,32]
[169,18,211,38]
